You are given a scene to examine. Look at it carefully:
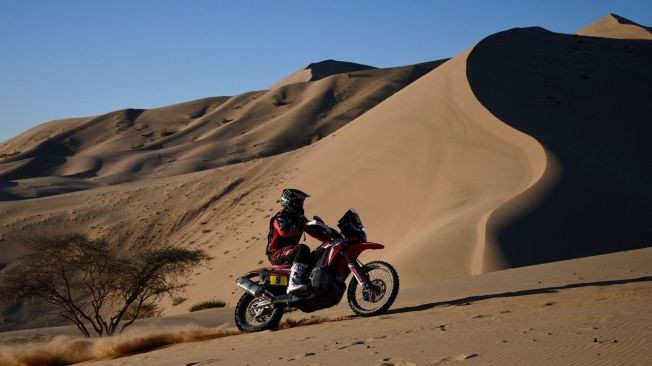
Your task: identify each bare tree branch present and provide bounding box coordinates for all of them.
[0,234,210,337]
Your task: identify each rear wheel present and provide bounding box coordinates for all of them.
[347,261,399,316]
[234,293,284,332]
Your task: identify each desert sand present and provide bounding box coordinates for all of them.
[0,13,651,366]
[1,248,650,365]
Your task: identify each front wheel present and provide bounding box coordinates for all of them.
[347,261,399,317]
[234,292,284,332]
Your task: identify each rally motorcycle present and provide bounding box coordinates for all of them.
[234,209,399,332]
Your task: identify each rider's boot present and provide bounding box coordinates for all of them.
[287,262,308,294]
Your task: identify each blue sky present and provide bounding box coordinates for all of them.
[1,0,651,143]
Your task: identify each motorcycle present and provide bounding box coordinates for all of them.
[234,209,399,332]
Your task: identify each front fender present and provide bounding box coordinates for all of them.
[345,241,385,260]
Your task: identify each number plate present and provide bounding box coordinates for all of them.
[269,275,288,286]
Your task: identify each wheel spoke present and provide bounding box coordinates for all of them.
[236,292,284,332]
[354,267,395,311]
[246,298,274,325]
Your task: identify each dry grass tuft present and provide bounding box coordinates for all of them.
[188,299,226,312]
[171,296,187,306]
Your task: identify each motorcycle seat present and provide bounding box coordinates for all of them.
[269,264,292,271]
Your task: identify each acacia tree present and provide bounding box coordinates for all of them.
[0,234,210,337]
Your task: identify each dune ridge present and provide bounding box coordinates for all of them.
[577,13,652,40]
[270,59,376,89]
[467,26,652,267]
[288,47,547,284]
[0,60,443,200]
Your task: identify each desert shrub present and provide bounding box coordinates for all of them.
[189,299,226,312]
[0,234,210,337]
[272,100,289,107]
[273,89,290,107]
[171,296,187,306]
[123,302,163,319]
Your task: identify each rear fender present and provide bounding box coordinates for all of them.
[241,266,286,283]
[242,268,266,278]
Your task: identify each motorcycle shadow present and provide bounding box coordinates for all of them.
[385,276,652,315]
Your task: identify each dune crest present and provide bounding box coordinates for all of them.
[467,26,652,267]
[271,59,376,89]
[577,13,652,40]
[289,48,547,284]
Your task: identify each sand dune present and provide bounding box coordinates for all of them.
[578,13,652,40]
[271,59,376,89]
[0,60,443,199]
[0,13,650,350]
[467,26,652,267]
[287,47,547,284]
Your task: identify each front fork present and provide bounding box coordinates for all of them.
[342,253,371,288]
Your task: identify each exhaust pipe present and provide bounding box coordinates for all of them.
[236,276,264,297]
[236,277,299,304]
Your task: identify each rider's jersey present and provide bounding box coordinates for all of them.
[266,209,306,256]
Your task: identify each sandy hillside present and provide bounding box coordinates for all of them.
[280,18,652,285]
[0,59,443,200]
[90,248,652,366]
[466,25,652,267]
[0,12,651,339]
[0,59,444,328]
[287,47,547,284]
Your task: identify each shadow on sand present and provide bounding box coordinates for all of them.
[386,276,652,315]
[466,28,652,266]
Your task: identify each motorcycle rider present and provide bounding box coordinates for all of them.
[266,188,312,294]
